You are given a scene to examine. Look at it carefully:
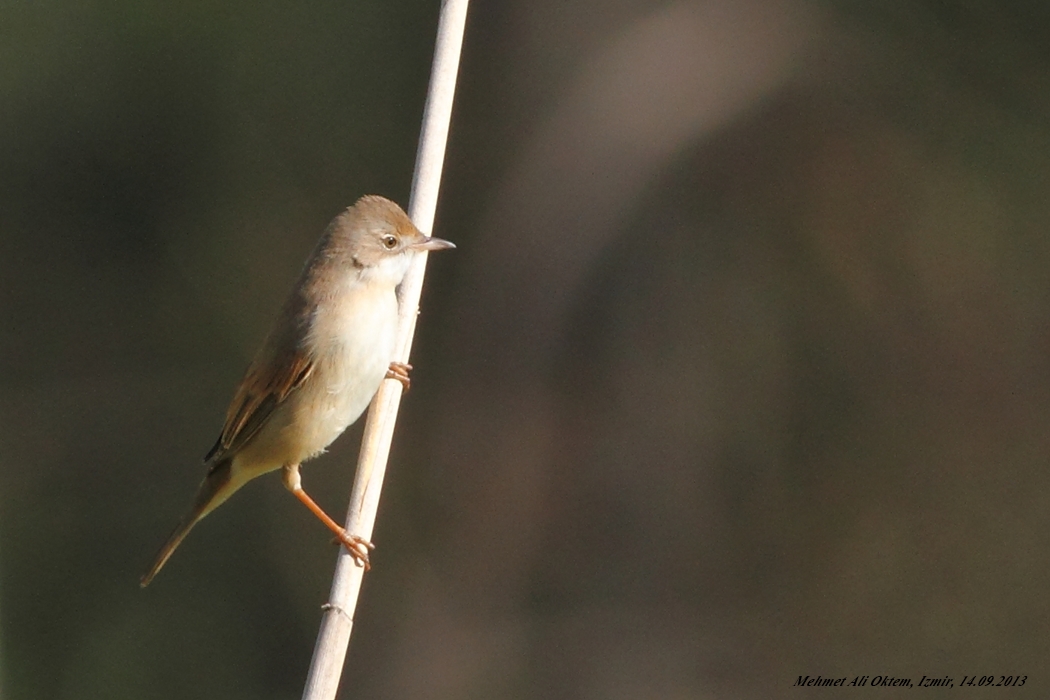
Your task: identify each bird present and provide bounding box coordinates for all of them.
[140,195,454,587]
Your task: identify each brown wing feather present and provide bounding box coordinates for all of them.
[204,349,315,465]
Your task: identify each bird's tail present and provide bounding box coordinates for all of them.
[140,458,240,587]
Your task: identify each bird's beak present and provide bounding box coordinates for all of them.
[410,236,456,252]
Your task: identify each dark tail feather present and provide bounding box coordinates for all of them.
[140,459,234,587]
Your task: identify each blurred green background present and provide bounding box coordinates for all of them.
[2,0,1050,698]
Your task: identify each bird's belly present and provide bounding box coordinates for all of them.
[236,289,398,470]
[285,295,398,460]
[294,350,390,456]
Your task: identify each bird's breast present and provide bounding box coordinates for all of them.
[288,284,399,459]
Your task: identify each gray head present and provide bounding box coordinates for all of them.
[311,195,455,289]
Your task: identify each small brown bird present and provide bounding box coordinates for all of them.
[140,195,454,587]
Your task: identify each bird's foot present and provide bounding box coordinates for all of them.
[284,464,376,572]
[332,531,376,570]
[386,361,412,392]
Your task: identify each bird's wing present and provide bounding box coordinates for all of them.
[204,347,315,466]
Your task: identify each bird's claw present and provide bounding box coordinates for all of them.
[331,532,375,570]
[386,362,412,393]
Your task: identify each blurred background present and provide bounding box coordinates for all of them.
[2,0,1049,698]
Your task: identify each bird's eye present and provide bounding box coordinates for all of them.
[382,234,398,250]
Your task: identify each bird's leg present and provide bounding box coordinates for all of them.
[282,464,374,570]
[385,361,412,393]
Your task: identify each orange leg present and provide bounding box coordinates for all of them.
[282,464,374,570]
